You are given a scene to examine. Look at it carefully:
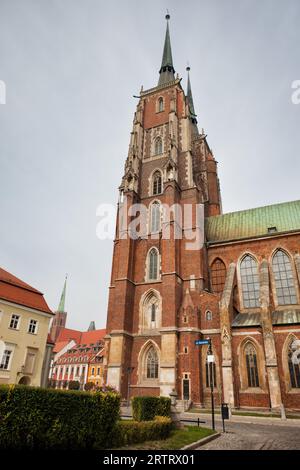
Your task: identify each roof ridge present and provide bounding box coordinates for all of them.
[207,199,300,220]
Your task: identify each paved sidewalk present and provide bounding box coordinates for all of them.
[181,411,300,427]
[196,421,300,450]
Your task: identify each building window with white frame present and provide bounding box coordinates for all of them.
[0,347,13,370]
[9,314,20,330]
[28,319,38,334]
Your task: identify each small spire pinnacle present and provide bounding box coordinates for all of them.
[57,274,67,313]
[158,14,175,86]
[186,66,197,123]
[87,321,96,331]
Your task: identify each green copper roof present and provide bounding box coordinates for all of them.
[206,200,300,244]
[57,276,67,312]
[158,17,175,86]
[232,310,300,327]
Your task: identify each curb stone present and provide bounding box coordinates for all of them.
[181,432,221,450]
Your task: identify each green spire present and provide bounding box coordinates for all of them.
[186,66,197,124]
[57,275,67,312]
[158,14,175,86]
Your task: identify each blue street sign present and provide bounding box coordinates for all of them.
[194,339,210,345]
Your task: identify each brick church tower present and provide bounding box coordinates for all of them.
[105,15,222,401]
[50,276,68,343]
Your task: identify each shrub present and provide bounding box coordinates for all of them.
[132,396,171,421]
[84,382,95,391]
[112,416,172,447]
[0,384,120,450]
[68,380,80,390]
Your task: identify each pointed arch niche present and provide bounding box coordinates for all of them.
[282,334,300,391]
[139,289,162,334]
[238,338,267,392]
[137,340,160,386]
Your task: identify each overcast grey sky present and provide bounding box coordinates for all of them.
[0,0,299,330]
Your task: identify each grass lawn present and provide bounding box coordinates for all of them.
[113,426,215,450]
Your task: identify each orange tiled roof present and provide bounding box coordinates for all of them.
[56,328,82,343]
[0,267,53,315]
[53,340,70,353]
[56,328,106,346]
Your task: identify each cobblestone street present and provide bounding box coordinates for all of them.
[198,422,300,450]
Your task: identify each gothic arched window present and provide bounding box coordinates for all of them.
[152,171,162,195]
[154,137,163,155]
[151,303,156,323]
[150,201,161,232]
[211,258,226,294]
[205,310,212,321]
[245,343,259,388]
[240,255,260,308]
[288,339,300,388]
[148,248,159,280]
[146,347,159,379]
[272,250,297,305]
[158,97,164,112]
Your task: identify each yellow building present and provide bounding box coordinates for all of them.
[87,348,105,387]
[0,267,54,386]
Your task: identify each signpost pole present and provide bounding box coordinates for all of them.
[208,338,215,431]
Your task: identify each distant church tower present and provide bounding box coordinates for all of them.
[50,276,68,342]
[105,15,222,399]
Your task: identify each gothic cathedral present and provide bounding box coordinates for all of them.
[105,16,300,411]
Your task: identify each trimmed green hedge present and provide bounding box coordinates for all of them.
[0,384,120,449]
[112,416,172,447]
[132,396,171,421]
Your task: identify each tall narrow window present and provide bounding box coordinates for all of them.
[240,255,260,308]
[146,347,159,379]
[288,339,300,388]
[151,304,156,322]
[154,137,163,155]
[150,201,161,232]
[211,259,226,293]
[245,343,259,387]
[272,250,297,305]
[152,171,162,195]
[148,248,159,280]
[0,349,12,370]
[158,97,164,112]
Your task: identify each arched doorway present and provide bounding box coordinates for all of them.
[18,376,30,385]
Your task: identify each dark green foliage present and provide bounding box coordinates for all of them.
[84,382,95,391]
[112,416,172,447]
[68,380,80,390]
[131,396,171,421]
[0,384,120,450]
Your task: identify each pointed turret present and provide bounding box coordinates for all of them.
[158,14,175,86]
[88,321,96,331]
[57,275,67,313]
[186,66,197,123]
